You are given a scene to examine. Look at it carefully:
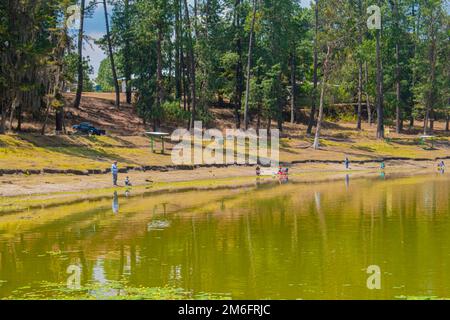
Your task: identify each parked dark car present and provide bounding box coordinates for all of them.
[72,123,106,136]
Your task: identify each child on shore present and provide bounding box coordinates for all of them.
[438,161,445,173]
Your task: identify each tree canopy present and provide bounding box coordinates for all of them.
[0,0,448,136]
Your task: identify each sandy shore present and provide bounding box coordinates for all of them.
[0,159,443,198]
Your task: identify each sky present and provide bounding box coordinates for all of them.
[82,0,312,80]
[83,5,109,80]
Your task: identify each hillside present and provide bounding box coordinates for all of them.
[64,93,146,136]
[0,93,448,175]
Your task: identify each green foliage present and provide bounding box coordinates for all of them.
[261,64,282,119]
[162,101,190,123]
[64,53,95,92]
[3,280,231,300]
[96,58,115,92]
[1,0,449,134]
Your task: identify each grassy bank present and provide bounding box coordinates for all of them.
[0,119,447,206]
[0,123,448,173]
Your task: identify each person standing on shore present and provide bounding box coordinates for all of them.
[344,157,350,170]
[112,161,119,186]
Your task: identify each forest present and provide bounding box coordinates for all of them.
[0,0,449,146]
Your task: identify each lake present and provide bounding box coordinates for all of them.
[0,173,449,300]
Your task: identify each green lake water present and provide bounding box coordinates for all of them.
[0,174,449,300]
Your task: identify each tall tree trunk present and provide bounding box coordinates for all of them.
[41,97,51,135]
[0,112,5,134]
[200,0,211,111]
[446,112,449,132]
[103,0,120,108]
[175,0,182,101]
[55,83,64,134]
[277,71,283,132]
[423,11,437,135]
[307,0,319,135]
[183,0,197,130]
[357,61,363,130]
[234,0,243,129]
[155,25,165,130]
[290,53,296,124]
[313,45,331,149]
[423,103,430,136]
[256,103,261,133]
[395,40,402,133]
[365,61,372,126]
[392,0,402,134]
[409,0,419,129]
[56,108,64,132]
[16,105,22,131]
[313,45,332,150]
[182,52,188,111]
[243,0,257,130]
[430,110,435,130]
[356,0,363,131]
[8,96,18,131]
[73,0,85,109]
[180,1,188,111]
[0,98,6,134]
[55,21,69,134]
[124,0,132,104]
[375,28,384,139]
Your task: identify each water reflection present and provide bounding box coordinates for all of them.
[0,175,449,299]
[112,192,119,214]
[278,175,289,185]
